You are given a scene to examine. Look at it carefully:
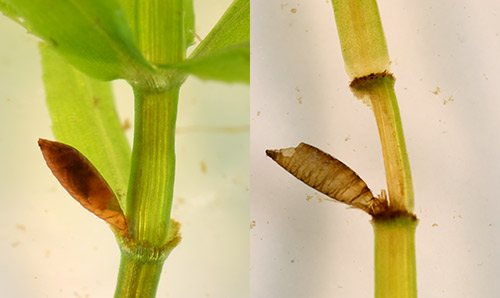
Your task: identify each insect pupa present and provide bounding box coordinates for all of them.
[266,142,388,215]
[38,138,128,233]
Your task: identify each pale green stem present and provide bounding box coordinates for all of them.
[113,233,179,298]
[126,87,179,246]
[113,253,165,298]
[331,0,390,80]
[113,86,180,297]
[112,1,185,296]
[127,0,185,65]
[331,1,418,297]
[372,216,418,298]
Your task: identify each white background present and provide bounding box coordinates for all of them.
[0,1,249,297]
[251,1,500,297]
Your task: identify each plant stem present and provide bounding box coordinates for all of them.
[126,0,185,65]
[113,86,180,297]
[126,87,179,246]
[351,75,414,212]
[372,215,418,298]
[330,0,418,297]
[114,250,165,298]
[113,227,180,298]
[331,0,390,80]
[331,0,414,212]
[113,0,186,295]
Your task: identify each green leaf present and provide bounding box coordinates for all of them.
[184,0,195,49]
[161,41,249,83]
[190,0,249,58]
[40,43,131,211]
[4,0,153,82]
[166,0,249,83]
[0,1,18,20]
[1,1,34,32]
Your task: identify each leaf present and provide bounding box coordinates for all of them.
[161,41,249,83]
[1,1,35,32]
[3,0,153,81]
[159,0,250,83]
[39,139,128,233]
[190,0,249,58]
[164,219,182,255]
[0,1,20,22]
[184,0,195,49]
[267,143,388,215]
[40,43,131,211]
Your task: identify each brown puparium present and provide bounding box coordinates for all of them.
[38,138,128,233]
[266,142,388,216]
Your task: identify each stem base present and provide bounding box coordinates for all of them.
[372,215,418,298]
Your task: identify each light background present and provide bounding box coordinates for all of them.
[251,1,500,298]
[0,1,249,297]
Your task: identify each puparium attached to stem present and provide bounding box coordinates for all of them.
[266,143,388,215]
[268,0,418,297]
[38,139,128,234]
[114,0,186,296]
[333,0,418,297]
[10,0,249,295]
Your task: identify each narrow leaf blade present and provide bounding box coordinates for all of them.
[39,139,128,233]
[190,0,249,58]
[161,41,249,83]
[40,43,131,211]
[0,1,21,23]
[4,0,152,81]
[184,0,195,49]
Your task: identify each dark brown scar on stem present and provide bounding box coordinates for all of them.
[371,209,418,222]
[349,71,396,89]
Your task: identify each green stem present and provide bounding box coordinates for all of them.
[114,250,165,298]
[127,0,185,65]
[113,86,180,297]
[126,87,179,246]
[331,0,390,80]
[331,1,418,297]
[112,0,185,296]
[372,215,418,298]
[113,231,179,298]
